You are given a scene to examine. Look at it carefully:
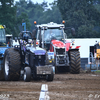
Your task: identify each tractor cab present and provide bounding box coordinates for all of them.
[0,25,12,47]
[0,25,6,47]
[94,42,100,59]
[90,41,100,60]
[36,22,66,51]
[6,34,12,47]
[94,42,100,49]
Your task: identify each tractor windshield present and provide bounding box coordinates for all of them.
[43,28,64,43]
[0,29,6,46]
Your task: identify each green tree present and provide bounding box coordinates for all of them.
[15,0,31,31]
[39,1,62,24]
[57,0,100,38]
[0,0,17,36]
[15,0,62,31]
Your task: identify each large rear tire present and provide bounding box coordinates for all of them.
[3,48,21,81]
[0,59,5,81]
[69,50,80,74]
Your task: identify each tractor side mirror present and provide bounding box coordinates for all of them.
[17,37,20,44]
[64,33,67,38]
[18,37,20,40]
[64,27,75,36]
[32,29,37,39]
[71,28,75,36]
[19,32,23,39]
[3,25,6,28]
[15,37,17,42]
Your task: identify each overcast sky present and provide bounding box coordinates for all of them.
[14,0,54,4]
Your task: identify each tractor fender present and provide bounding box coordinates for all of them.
[75,46,81,49]
[65,42,71,51]
[68,48,80,54]
[70,46,81,49]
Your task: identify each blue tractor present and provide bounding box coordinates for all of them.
[0,25,12,80]
[2,30,55,82]
[2,23,55,82]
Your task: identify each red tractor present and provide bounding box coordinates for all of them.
[34,21,81,73]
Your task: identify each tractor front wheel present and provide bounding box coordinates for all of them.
[46,68,54,81]
[23,67,31,82]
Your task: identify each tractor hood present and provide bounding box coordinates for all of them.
[51,40,65,48]
[51,40,71,51]
[27,47,46,55]
[51,40,80,51]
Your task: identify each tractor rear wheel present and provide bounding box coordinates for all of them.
[69,50,80,74]
[0,59,5,81]
[4,48,21,81]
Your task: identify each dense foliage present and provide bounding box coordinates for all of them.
[15,0,62,31]
[57,0,100,38]
[0,0,100,38]
[0,0,62,37]
[0,0,17,37]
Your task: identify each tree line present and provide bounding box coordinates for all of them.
[58,0,100,38]
[0,0,100,38]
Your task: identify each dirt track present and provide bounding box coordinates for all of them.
[0,73,100,100]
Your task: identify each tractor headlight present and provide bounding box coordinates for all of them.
[38,55,41,59]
